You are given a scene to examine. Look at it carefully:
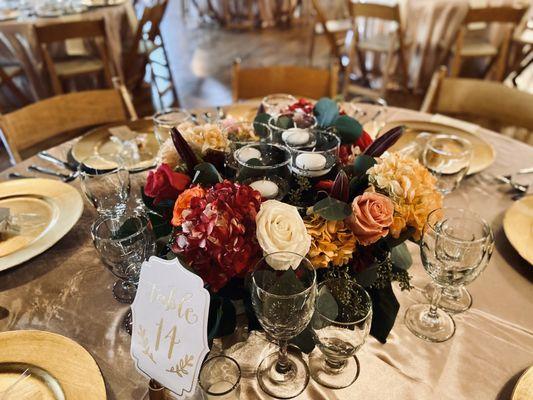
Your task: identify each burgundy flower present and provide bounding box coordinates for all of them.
[144,163,191,205]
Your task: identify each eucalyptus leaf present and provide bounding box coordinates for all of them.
[368,283,399,343]
[274,115,294,129]
[235,158,263,182]
[391,242,413,271]
[313,196,352,220]
[290,325,315,354]
[314,98,339,127]
[333,115,363,144]
[192,162,223,185]
[316,287,339,320]
[352,154,376,176]
[354,264,379,288]
[207,295,236,344]
[349,175,369,199]
[385,226,416,248]
[253,113,272,137]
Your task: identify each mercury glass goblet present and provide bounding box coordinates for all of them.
[199,355,241,399]
[309,278,372,389]
[91,211,156,304]
[405,208,494,342]
[251,252,316,399]
[79,156,130,216]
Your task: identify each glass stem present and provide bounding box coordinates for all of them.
[275,340,291,374]
[428,286,444,319]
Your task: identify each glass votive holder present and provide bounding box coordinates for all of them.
[261,93,297,115]
[153,108,193,144]
[199,355,241,400]
[234,143,290,200]
[268,112,317,143]
[222,121,270,174]
[289,130,341,179]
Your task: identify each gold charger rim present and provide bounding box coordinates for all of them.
[0,330,106,399]
[512,365,533,400]
[503,195,533,265]
[0,178,83,272]
[379,119,496,175]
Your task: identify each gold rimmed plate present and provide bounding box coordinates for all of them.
[0,330,105,399]
[0,179,83,272]
[512,366,533,400]
[379,120,496,175]
[71,119,158,171]
[503,195,533,265]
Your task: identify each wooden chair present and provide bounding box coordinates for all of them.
[308,0,352,66]
[35,19,116,95]
[0,84,136,163]
[0,33,33,109]
[421,66,533,141]
[231,59,339,101]
[446,6,528,80]
[124,0,180,109]
[344,1,409,97]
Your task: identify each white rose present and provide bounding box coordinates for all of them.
[255,200,311,270]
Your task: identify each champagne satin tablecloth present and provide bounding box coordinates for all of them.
[0,104,531,399]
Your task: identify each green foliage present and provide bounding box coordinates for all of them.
[390,242,413,271]
[192,162,223,186]
[333,115,363,144]
[314,98,339,126]
[253,113,271,137]
[313,196,352,220]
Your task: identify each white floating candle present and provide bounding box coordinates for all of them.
[282,128,310,146]
[237,147,261,163]
[295,153,327,171]
[250,179,279,199]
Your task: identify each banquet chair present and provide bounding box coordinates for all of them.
[308,0,352,66]
[0,66,29,110]
[231,59,339,101]
[421,66,533,143]
[344,1,409,97]
[123,0,179,109]
[35,19,116,95]
[446,6,528,81]
[0,85,135,164]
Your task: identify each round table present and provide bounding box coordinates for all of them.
[0,103,531,399]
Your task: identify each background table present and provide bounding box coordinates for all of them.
[0,103,532,399]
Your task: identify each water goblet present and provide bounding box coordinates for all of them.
[262,93,297,115]
[91,211,156,304]
[309,278,372,389]
[79,156,130,216]
[153,108,193,144]
[405,208,494,342]
[422,134,472,195]
[251,252,316,399]
[199,355,241,400]
[234,143,290,200]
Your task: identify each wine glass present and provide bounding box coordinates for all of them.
[199,355,241,399]
[309,278,372,389]
[405,208,494,342]
[153,108,193,144]
[251,252,316,399]
[79,156,130,216]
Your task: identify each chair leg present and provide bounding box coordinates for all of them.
[381,43,395,97]
[450,52,462,77]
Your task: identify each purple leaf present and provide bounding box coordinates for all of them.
[171,127,200,174]
[330,170,349,202]
[363,126,404,157]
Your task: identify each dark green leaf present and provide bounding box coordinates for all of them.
[354,264,379,287]
[352,154,376,176]
[275,115,294,129]
[333,115,363,144]
[391,242,413,270]
[384,226,416,248]
[316,287,339,320]
[290,325,315,354]
[235,158,263,182]
[313,98,339,127]
[313,196,352,220]
[192,162,223,186]
[253,113,272,138]
[207,295,236,345]
[111,217,139,239]
[368,283,399,343]
[349,175,369,199]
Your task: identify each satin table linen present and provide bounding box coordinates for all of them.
[0,103,531,399]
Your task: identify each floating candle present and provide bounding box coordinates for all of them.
[282,128,310,146]
[237,147,261,163]
[295,153,327,171]
[250,179,279,199]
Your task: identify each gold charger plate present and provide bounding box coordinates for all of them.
[379,120,496,175]
[0,330,105,399]
[503,195,533,265]
[71,119,158,171]
[225,100,261,121]
[512,366,533,400]
[0,178,83,272]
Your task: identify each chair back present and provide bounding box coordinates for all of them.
[348,1,400,22]
[464,6,527,25]
[231,60,339,101]
[35,19,115,94]
[0,88,131,163]
[421,66,533,131]
[310,0,341,59]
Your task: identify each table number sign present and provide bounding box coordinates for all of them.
[131,256,210,398]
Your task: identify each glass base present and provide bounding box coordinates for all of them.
[404,304,456,343]
[309,351,360,389]
[123,309,132,335]
[113,280,136,304]
[257,349,310,399]
[424,283,472,314]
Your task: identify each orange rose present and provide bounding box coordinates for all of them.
[172,186,206,227]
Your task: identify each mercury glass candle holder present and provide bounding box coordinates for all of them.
[261,93,297,115]
[223,121,271,175]
[268,113,317,143]
[234,143,290,200]
[289,130,340,179]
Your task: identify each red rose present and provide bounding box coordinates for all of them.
[144,163,191,205]
[356,130,373,152]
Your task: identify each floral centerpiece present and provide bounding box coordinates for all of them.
[142,98,443,345]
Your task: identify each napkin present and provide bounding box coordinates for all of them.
[109,126,141,163]
[0,208,20,240]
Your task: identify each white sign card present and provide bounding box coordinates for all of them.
[131,256,210,398]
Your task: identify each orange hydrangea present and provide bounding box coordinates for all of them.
[172,186,206,227]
